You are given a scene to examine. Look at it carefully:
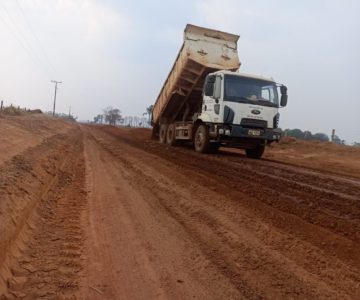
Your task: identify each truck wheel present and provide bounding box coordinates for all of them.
[194,124,210,153]
[166,124,177,146]
[159,124,168,144]
[245,144,265,159]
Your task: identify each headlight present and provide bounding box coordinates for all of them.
[225,129,231,136]
[273,113,280,128]
[219,128,224,135]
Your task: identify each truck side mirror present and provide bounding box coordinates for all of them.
[213,76,221,100]
[280,85,288,107]
[280,94,288,107]
[280,85,287,95]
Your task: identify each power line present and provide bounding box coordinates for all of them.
[0,9,47,77]
[14,0,56,75]
[0,0,52,78]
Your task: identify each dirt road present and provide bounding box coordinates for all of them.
[1,121,360,299]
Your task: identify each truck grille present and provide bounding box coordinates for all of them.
[240,118,267,128]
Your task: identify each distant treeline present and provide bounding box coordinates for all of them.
[93,106,151,128]
[44,111,77,122]
[282,128,344,144]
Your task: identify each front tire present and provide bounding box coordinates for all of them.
[194,124,210,153]
[245,144,265,159]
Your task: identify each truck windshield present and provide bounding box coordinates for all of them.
[224,75,279,107]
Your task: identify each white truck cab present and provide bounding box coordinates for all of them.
[195,70,287,158]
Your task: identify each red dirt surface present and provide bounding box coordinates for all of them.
[265,137,360,178]
[1,117,360,299]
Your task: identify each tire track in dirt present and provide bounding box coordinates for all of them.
[1,128,87,300]
[82,126,360,299]
[82,131,245,299]
[100,126,360,245]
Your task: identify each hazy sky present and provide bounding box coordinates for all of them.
[0,0,359,143]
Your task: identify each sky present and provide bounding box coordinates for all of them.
[0,0,359,143]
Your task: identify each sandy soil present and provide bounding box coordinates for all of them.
[265,137,360,179]
[0,114,74,165]
[1,118,359,299]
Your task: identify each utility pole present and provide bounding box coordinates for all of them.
[331,129,335,143]
[51,80,62,116]
[68,106,71,118]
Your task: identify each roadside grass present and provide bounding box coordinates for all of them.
[0,106,42,116]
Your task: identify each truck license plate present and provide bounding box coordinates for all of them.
[248,129,261,136]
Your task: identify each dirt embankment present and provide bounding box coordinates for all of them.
[0,115,85,298]
[0,115,74,165]
[265,137,360,178]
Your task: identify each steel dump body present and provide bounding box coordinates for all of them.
[152,24,241,126]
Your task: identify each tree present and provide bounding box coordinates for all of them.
[129,116,133,126]
[93,114,103,124]
[312,133,329,142]
[303,130,313,140]
[332,134,342,144]
[103,106,122,126]
[143,105,153,124]
[284,128,331,142]
[285,128,304,139]
[140,117,148,127]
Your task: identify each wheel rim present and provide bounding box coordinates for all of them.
[196,131,204,149]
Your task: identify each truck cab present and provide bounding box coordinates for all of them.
[194,71,287,158]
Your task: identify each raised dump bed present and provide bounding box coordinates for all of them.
[152,24,241,129]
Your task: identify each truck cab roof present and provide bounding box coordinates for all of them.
[213,70,276,83]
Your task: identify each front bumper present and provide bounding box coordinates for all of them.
[215,124,281,142]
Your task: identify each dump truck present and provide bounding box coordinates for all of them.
[151,24,288,159]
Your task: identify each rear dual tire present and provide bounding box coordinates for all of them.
[159,124,177,146]
[159,124,168,144]
[166,124,177,146]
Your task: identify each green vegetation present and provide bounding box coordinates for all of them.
[143,105,153,124]
[282,128,345,144]
[0,105,42,116]
[283,128,329,142]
